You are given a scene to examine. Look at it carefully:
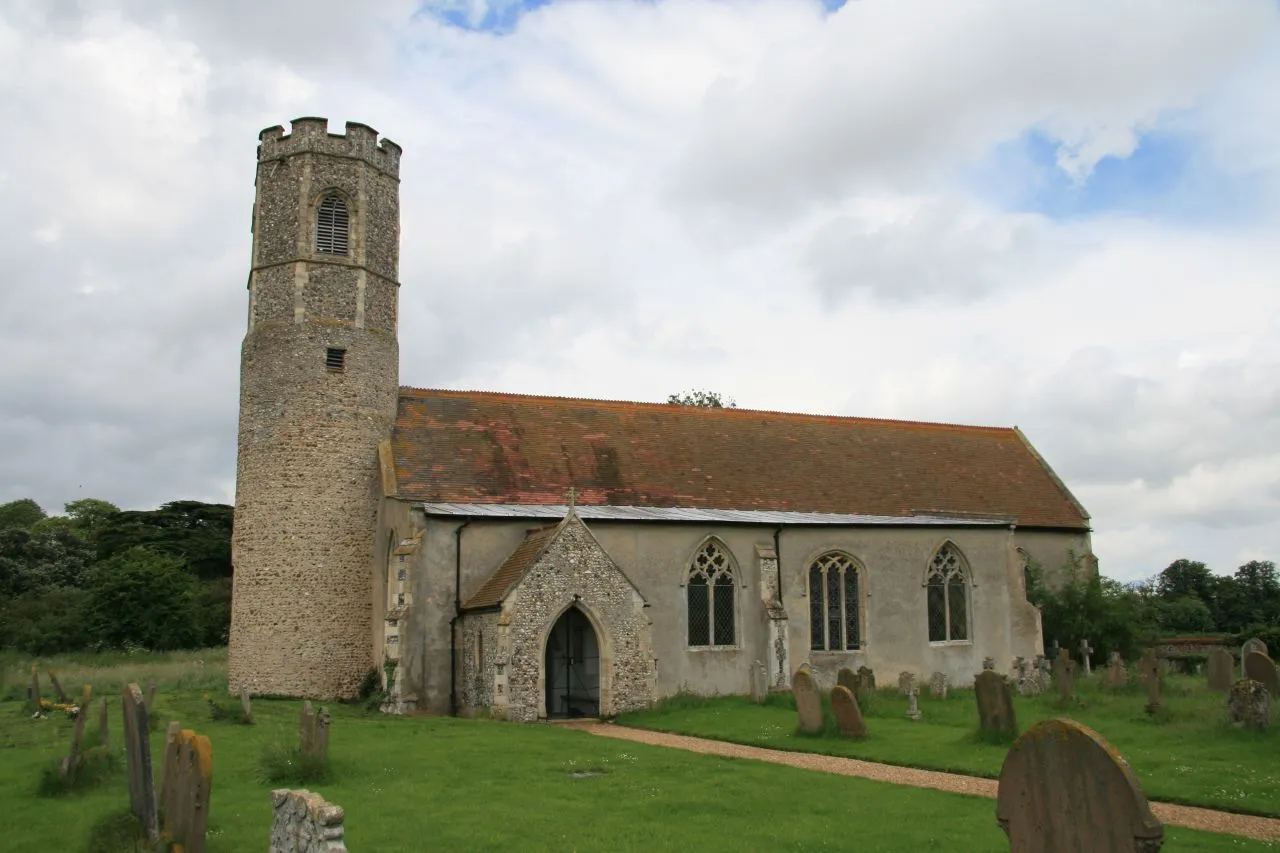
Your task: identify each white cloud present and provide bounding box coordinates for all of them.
[0,0,1277,584]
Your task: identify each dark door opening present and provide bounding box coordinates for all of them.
[544,606,600,718]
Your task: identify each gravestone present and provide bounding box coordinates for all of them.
[299,701,316,754]
[930,671,949,699]
[1241,638,1268,677]
[996,718,1164,852]
[1243,651,1279,699]
[974,670,1018,739]
[791,665,824,734]
[270,790,348,853]
[905,687,922,721]
[1227,680,1270,731]
[1206,648,1234,692]
[315,708,331,759]
[1139,648,1162,714]
[836,666,857,694]
[749,660,768,704]
[1106,652,1128,688]
[98,697,109,749]
[239,685,254,724]
[982,657,995,671]
[48,670,69,704]
[1079,639,1094,677]
[122,683,158,838]
[1034,656,1051,692]
[830,685,867,739]
[854,666,876,700]
[1053,648,1076,701]
[145,679,157,713]
[898,671,916,695]
[60,685,92,778]
[160,727,213,853]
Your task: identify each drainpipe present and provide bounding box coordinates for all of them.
[449,519,471,717]
[772,526,784,605]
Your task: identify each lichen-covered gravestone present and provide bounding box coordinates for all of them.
[898,671,916,695]
[1053,648,1076,701]
[791,665,824,734]
[1228,680,1270,731]
[830,685,867,739]
[1206,648,1234,692]
[122,683,158,839]
[749,660,768,704]
[1243,651,1279,699]
[996,718,1164,852]
[854,666,876,700]
[974,670,1018,739]
[1106,652,1128,689]
[930,671,949,699]
[270,789,348,853]
[905,687,922,721]
[836,667,858,694]
[1139,649,1162,714]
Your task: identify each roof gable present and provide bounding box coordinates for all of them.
[393,389,1089,530]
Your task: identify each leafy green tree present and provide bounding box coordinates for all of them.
[83,547,201,650]
[95,501,233,579]
[0,498,46,531]
[1154,559,1214,602]
[1034,554,1159,662]
[1155,595,1216,633]
[0,587,91,654]
[667,390,736,408]
[0,527,95,597]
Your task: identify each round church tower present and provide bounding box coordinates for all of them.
[228,118,401,699]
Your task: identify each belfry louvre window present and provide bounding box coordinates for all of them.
[927,543,970,643]
[315,193,350,255]
[808,552,862,651]
[687,540,736,647]
[325,347,346,372]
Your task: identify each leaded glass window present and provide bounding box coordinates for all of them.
[687,540,736,647]
[927,543,970,643]
[807,553,862,651]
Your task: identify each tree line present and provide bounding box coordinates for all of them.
[1030,553,1280,665]
[0,497,232,654]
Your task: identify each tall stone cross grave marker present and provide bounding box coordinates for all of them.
[1078,639,1094,677]
[1139,648,1162,714]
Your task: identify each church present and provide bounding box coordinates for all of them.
[227,118,1093,718]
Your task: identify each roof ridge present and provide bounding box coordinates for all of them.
[397,385,1013,435]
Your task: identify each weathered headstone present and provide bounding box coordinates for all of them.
[98,697,109,749]
[749,660,768,704]
[314,708,331,759]
[1079,639,1094,677]
[1227,680,1270,731]
[1241,637,1268,677]
[996,718,1164,852]
[122,683,158,838]
[1139,648,1162,714]
[1243,651,1279,699]
[930,671,949,699]
[1106,652,1128,688]
[1207,648,1234,692]
[898,671,916,695]
[239,684,255,724]
[974,670,1018,739]
[854,666,876,700]
[982,657,996,671]
[145,679,157,714]
[48,670,69,704]
[160,727,213,853]
[830,685,867,739]
[270,789,348,853]
[1053,648,1076,701]
[905,687,922,721]
[791,665,824,734]
[299,700,315,754]
[60,685,93,778]
[836,666,857,693]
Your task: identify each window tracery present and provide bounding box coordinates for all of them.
[927,543,970,643]
[687,540,736,647]
[808,552,862,651]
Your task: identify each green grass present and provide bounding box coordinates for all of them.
[0,650,1274,852]
[616,674,1280,819]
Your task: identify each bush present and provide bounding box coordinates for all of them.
[35,746,118,797]
[0,587,91,654]
[84,809,164,853]
[258,739,331,785]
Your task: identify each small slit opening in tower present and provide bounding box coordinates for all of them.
[325,347,347,372]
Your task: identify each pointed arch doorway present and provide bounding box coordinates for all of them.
[544,606,600,718]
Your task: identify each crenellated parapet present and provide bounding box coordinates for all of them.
[258,117,401,178]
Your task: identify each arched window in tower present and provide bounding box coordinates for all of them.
[808,552,863,651]
[927,543,970,643]
[687,539,736,647]
[315,193,350,256]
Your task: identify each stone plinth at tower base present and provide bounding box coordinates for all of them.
[271,789,348,852]
[996,718,1164,852]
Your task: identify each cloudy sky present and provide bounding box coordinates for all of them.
[2,0,1278,582]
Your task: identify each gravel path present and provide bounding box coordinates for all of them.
[572,723,1280,843]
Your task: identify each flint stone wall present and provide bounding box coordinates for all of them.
[458,612,499,714]
[270,789,348,853]
[501,517,655,721]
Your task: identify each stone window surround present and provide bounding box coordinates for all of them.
[681,536,744,651]
[924,539,975,647]
[805,550,868,653]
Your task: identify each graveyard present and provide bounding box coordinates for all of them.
[2,648,1279,851]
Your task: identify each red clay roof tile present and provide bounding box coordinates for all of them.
[392,388,1089,530]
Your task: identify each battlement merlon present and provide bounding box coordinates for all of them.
[257,117,402,179]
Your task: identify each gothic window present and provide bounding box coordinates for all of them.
[315,193,350,256]
[927,543,970,643]
[808,552,862,651]
[687,540,736,647]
